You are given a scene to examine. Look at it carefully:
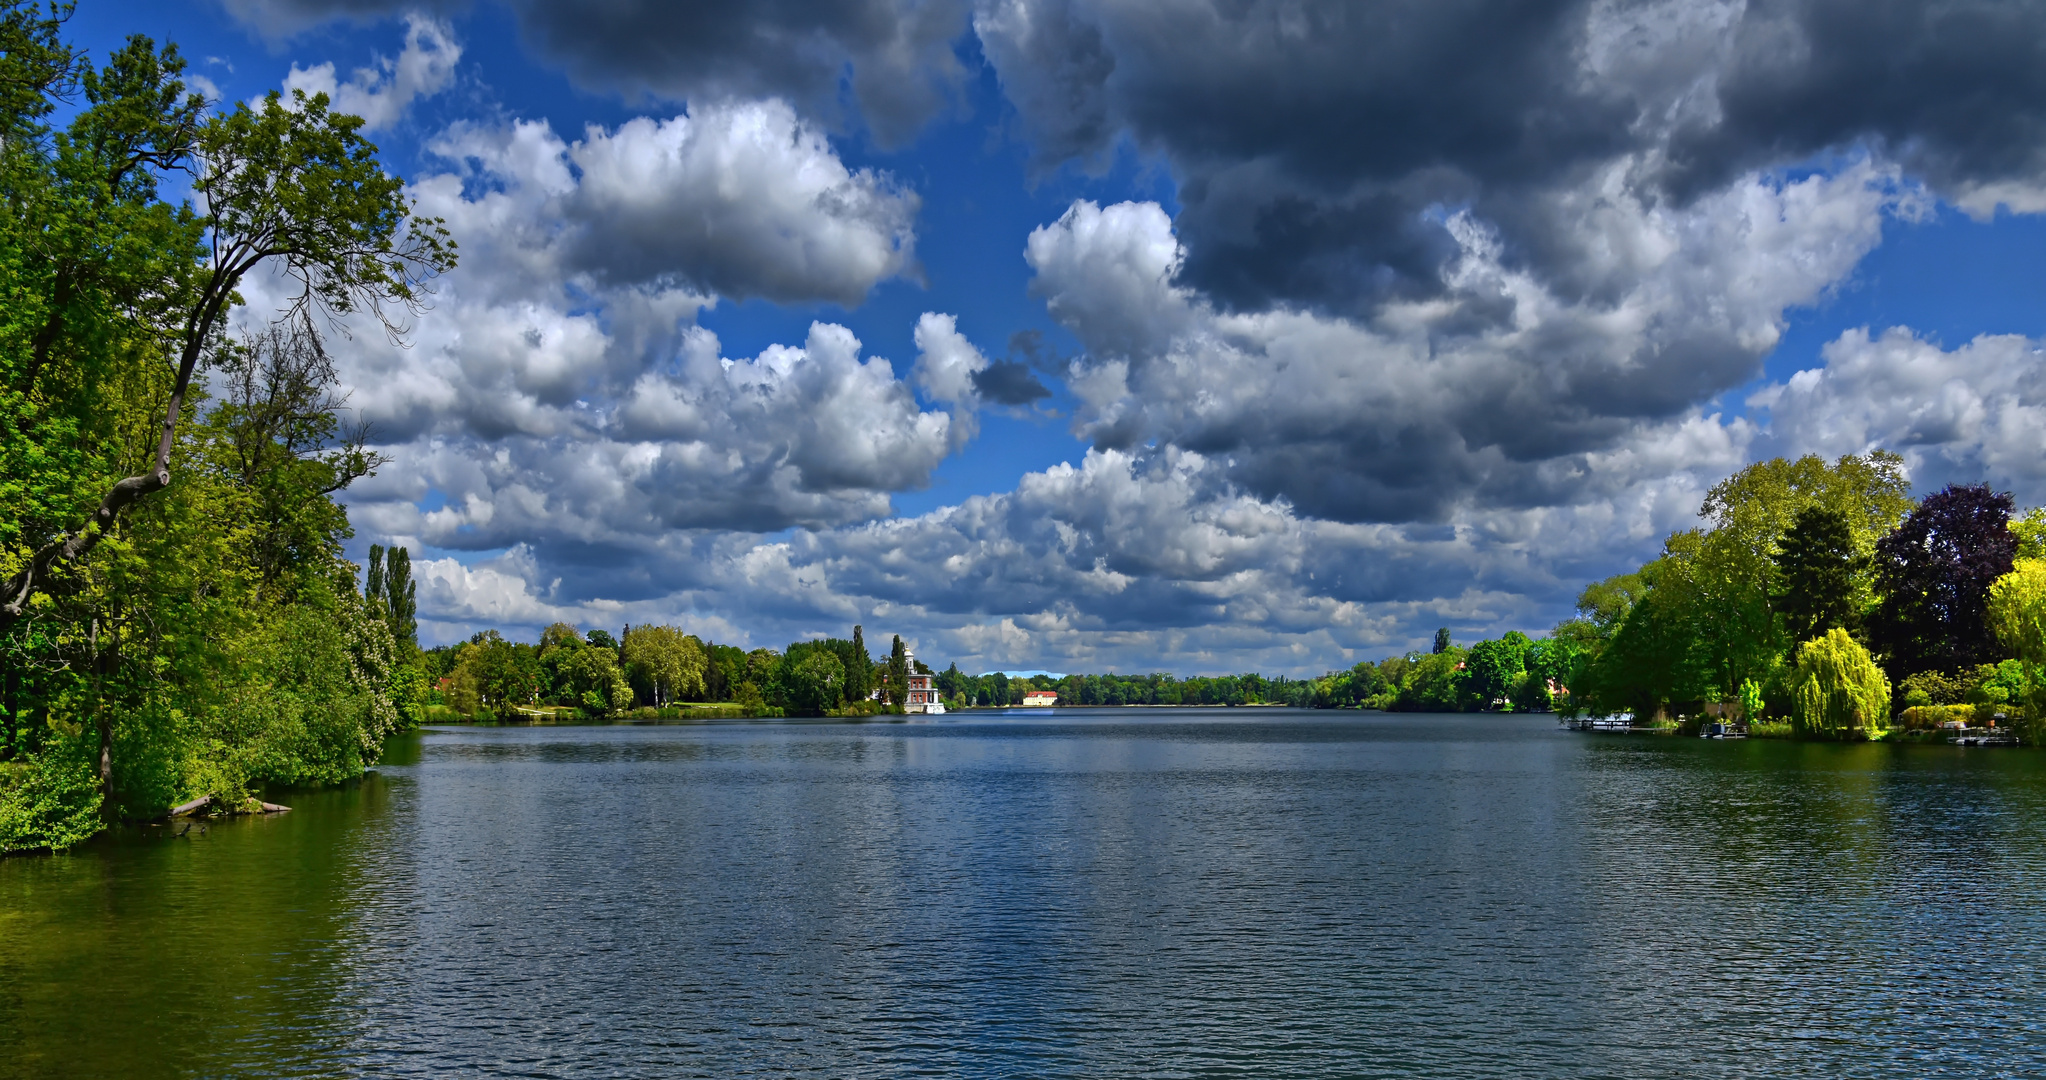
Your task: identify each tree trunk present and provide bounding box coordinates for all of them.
[0,284,225,631]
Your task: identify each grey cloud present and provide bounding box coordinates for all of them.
[1663,0,2046,208]
[218,0,453,37]
[382,442,1728,670]
[224,0,971,145]
[508,0,971,146]
[1028,174,1892,523]
[554,101,920,307]
[978,0,2046,316]
[970,361,1050,405]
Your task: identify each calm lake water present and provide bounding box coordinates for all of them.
[4,710,2045,1077]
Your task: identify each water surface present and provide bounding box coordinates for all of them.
[4,710,2044,1077]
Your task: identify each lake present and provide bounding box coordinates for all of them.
[3,710,2044,1077]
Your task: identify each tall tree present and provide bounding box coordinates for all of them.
[364,544,385,616]
[0,84,453,626]
[2,24,453,837]
[1870,484,2018,682]
[382,545,415,655]
[888,635,910,708]
[1465,633,1529,710]
[848,624,870,703]
[1690,452,1913,700]
[1772,505,1862,650]
[1432,627,1451,655]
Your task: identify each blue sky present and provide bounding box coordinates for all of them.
[76,0,2046,674]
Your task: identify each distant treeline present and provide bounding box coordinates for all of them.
[420,623,1327,718]
[422,622,933,719]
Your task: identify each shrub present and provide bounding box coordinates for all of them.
[1790,629,1892,740]
[0,736,103,853]
[1899,704,1987,730]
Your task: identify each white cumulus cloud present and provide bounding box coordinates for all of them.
[283,14,459,131]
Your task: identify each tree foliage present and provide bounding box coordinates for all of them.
[1772,505,1863,649]
[1789,629,1891,740]
[621,624,706,708]
[0,9,453,849]
[1870,484,2018,684]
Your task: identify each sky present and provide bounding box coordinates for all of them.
[75,0,2046,675]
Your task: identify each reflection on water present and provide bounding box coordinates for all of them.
[4,711,2045,1077]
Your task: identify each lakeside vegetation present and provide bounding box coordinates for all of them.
[1,9,452,851]
[1312,453,2046,745]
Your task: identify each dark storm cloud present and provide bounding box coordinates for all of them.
[509,0,972,146]
[225,0,972,145]
[1663,0,2046,203]
[969,360,1051,405]
[980,0,2046,315]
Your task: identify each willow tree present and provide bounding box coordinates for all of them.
[1789,630,1891,740]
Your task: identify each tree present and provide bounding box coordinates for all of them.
[1689,453,1911,703]
[1396,648,1468,711]
[563,645,632,716]
[786,650,845,716]
[1870,484,2018,683]
[1432,627,1452,654]
[1987,557,2046,742]
[1574,536,1716,719]
[382,545,416,655]
[1,23,455,842]
[365,545,386,618]
[887,635,910,709]
[1465,633,1529,710]
[362,541,416,657]
[621,624,706,708]
[2011,507,2046,561]
[847,624,872,703]
[1789,629,1891,740]
[1772,505,1862,650]
[2,84,453,626]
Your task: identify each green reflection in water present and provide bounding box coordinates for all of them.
[0,766,399,1080]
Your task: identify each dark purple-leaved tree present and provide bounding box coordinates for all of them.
[1869,484,2018,681]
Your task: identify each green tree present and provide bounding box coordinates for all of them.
[1987,557,2046,741]
[2011,508,2046,561]
[2,83,453,625]
[1691,452,1912,702]
[1395,648,1468,711]
[563,644,632,716]
[1772,505,1862,649]
[1789,629,1891,740]
[786,650,846,716]
[888,635,910,709]
[1465,633,1529,710]
[847,624,872,704]
[1575,536,1715,719]
[0,17,455,846]
[1432,627,1452,654]
[621,624,706,708]
[382,545,416,655]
